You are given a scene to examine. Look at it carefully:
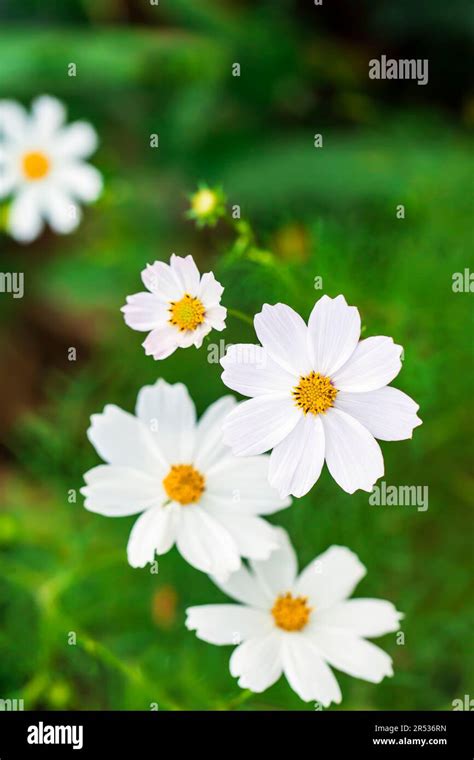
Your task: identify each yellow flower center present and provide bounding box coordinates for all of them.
[169,294,206,332]
[163,464,205,505]
[272,593,312,632]
[292,371,338,415]
[192,189,217,215]
[22,151,50,181]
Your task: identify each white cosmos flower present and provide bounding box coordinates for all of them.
[121,254,227,360]
[81,379,290,581]
[220,295,422,498]
[186,529,402,706]
[0,95,102,243]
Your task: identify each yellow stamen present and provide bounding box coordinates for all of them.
[191,189,217,215]
[22,151,50,181]
[169,294,206,332]
[163,464,205,505]
[292,371,337,415]
[272,592,312,632]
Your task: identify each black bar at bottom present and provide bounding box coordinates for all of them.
[0,710,472,757]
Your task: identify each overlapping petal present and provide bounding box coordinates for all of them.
[308,294,361,376]
[222,395,300,457]
[335,386,422,440]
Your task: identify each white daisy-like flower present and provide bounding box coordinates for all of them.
[0,95,102,243]
[186,529,402,706]
[220,295,422,498]
[121,254,227,360]
[81,379,290,581]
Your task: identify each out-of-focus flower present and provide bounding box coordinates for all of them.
[121,254,227,360]
[186,184,226,227]
[186,529,402,706]
[221,295,422,498]
[47,681,72,709]
[152,585,178,629]
[272,223,310,262]
[81,380,290,581]
[0,95,102,243]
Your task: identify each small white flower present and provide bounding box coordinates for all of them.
[81,379,290,581]
[186,529,402,706]
[0,95,102,243]
[220,295,422,498]
[121,254,227,360]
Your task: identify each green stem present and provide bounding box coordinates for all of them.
[223,688,254,711]
[227,307,254,327]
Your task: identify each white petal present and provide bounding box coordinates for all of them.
[176,507,240,580]
[269,414,325,498]
[175,331,195,348]
[295,545,366,609]
[170,253,200,294]
[254,303,312,375]
[189,321,211,348]
[56,162,102,202]
[209,513,280,560]
[315,599,403,638]
[142,324,179,360]
[174,322,211,349]
[198,271,224,305]
[42,186,81,234]
[336,386,422,441]
[135,379,196,463]
[193,395,237,471]
[222,395,300,456]
[221,344,296,398]
[310,628,394,683]
[282,636,342,706]
[213,564,271,608]
[55,121,98,159]
[81,465,163,516]
[87,404,167,475]
[205,455,291,515]
[250,528,297,599]
[121,292,169,331]
[308,294,361,376]
[230,633,282,692]
[186,605,271,645]
[127,505,177,567]
[322,408,384,493]
[8,187,44,243]
[0,167,17,197]
[31,95,66,136]
[332,336,403,392]
[0,100,28,141]
[141,260,182,301]
[205,304,226,331]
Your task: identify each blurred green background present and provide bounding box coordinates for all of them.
[0,0,473,711]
